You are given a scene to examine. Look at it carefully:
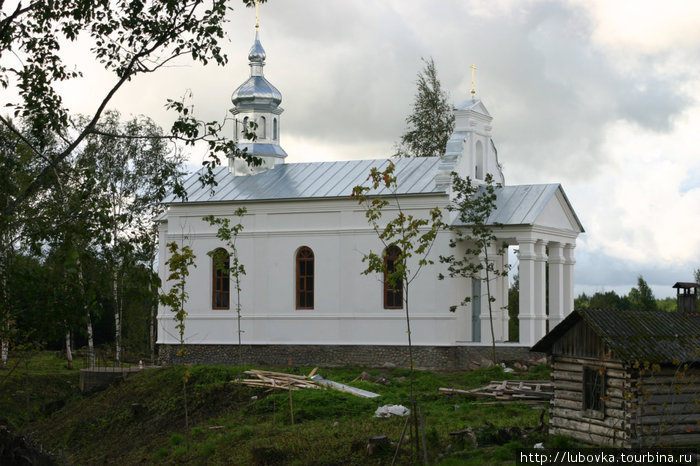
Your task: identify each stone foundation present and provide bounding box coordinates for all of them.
[158,344,544,370]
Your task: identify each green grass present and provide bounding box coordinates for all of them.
[0,352,80,430]
[0,353,573,465]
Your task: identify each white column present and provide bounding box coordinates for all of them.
[518,239,536,345]
[563,243,576,317]
[533,240,548,342]
[548,242,565,328]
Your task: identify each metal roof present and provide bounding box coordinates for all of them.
[532,309,700,363]
[231,30,282,109]
[165,157,445,204]
[452,183,584,231]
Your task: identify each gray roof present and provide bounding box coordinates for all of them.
[453,183,584,231]
[166,157,583,232]
[165,157,444,204]
[532,309,700,363]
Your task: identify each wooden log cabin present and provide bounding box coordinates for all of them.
[531,290,700,447]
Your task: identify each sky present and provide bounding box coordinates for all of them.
[7,0,700,298]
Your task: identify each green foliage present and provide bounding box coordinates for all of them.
[0,0,258,222]
[656,297,677,312]
[159,242,196,348]
[395,57,455,158]
[169,433,184,446]
[575,290,631,310]
[628,275,658,311]
[508,274,520,341]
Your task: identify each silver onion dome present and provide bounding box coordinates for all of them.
[248,31,266,62]
[231,31,282,108]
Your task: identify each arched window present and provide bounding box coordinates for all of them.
[212,248,230,310]
[475,140,484,180]
[259,116,266,139]
[273,118,278,140]
[296,247,314,309]
[383,245,403,309]
[242,116,249,139]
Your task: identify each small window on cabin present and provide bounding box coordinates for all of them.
[583,366,605,418]
[384,245,403,309]
[296,247,314,309]
[212,248,230,310]
[273,118,278,140]
[259,116,266,139]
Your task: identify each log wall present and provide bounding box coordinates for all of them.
[549,355,631,447]
[549,355,700,447]
[628,365,700,447]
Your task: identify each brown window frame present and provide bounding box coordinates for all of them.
[296,246,314,310]
[212,248,230,310]
[384,245,403,309]
[582,365,605,419]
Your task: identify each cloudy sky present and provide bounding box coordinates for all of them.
[14,0,700,298]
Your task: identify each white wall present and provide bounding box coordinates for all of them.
[157,195,482,346]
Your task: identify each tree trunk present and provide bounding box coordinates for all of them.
[1,249,8,367]
[484,246,498,365]
[65,327,73,370]
[113,267,121,367]
[149,278,156,365]
[77,260,95,367]
[0,339,7,367]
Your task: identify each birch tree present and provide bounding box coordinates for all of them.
[1,0,267,226]
[395,57,455,158]
[82,111,183,365]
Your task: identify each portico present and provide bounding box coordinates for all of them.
[465,184,584,347]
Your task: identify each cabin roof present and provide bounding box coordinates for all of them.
[531,309,700,364]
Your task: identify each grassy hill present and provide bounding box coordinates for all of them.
[1,353,559,465]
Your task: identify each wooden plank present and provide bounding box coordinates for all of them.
[439,387,472,395]
[552,397,625,411]
[550,416,626,438]
[638,432,700,447]
[631,423,700,435]
[551,406,627,423]
[556,356,625,370]
[549,426,627,447]
[640,403,700,416]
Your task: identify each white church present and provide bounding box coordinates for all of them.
[156,26,584,369]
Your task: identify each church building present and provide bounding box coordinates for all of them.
[157,25,584,369]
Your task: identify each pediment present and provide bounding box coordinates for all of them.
[534,187,584,232]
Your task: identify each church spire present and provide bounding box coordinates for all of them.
[229,8,287,176]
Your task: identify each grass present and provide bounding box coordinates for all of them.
[0,351,80,430]
[0,352,570,464]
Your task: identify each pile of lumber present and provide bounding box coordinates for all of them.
[237,369,320,391]
[439,380,553,402]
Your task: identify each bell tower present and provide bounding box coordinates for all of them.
[436,66,505,188]
[229,8,287,175]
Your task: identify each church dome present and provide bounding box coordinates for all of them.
[231,31,282,109]
[248,34,266,62]
[231,76,282,107]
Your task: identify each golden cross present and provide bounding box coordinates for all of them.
[470,63,477,97]
[255,0,260,29]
